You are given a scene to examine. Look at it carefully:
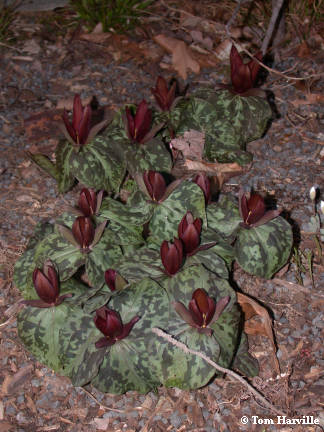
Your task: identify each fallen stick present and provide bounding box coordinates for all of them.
[152,327,286,416]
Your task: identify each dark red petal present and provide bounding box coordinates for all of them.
[247,194,266,225]
[232,64,252,93]
[193,218,202,234]
[192,289,209,315]
[78,104,92,145]
[151,172,166,202]
[72,94,83,131]
[156,76,168,97]
[33,268,57,304]
[161,240,182,275]
[117,316,140,340]
[249,51,262,84]
[205,297,216,326]
[79,188,97,216]
[166,81,177,110]
[134,100,152,143]
[239,193,249,223]
[72,217,83,247]
[106,309,124,339]
[94,312,110,336]
[188,299,204,327]
[62,110,77,143]
[46,266,59,298]
[125,106,135,139]
[181,224,200,254]
[143,171,153,198]
[230,45,243,81]
[194,174,211,204]
[178,214,188,238]
[105,269,117,291]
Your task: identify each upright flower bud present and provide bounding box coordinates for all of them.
[239,189,280,228]
[143,171,166,202]
[151,76,176,111]
[178,211,202,255]
[62,94,92,146]
[193,174,211,204]
[72,216,95,250]
[78,188,97,216]
[230,45,262,94]
[125,100,152,144]
[160,238,183,276]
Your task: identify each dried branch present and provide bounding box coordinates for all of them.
[152,327,286,416]
[261,0,285,55]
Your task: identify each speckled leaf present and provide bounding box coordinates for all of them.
[210,304,241,369]
[58,309,106,385]
[170,96,251,165]
[28,153,59,180]
[17,303,71,372]
[194,88,272,144]
[115,247,164,283]
[92,279,169,393]
[100,193,154,227]
[125,138,172,176]
[199,228,235,268]
[164,265,236,308]
[55,140,75,193]
[86,244,123,289]
[33,233,85,281]
[150,267,242,388]
[187,246,228,279]
[234,216,293,278]
[149,181,206,246]
[206,195,241,239]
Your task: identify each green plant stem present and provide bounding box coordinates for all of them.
[152,327,286,417]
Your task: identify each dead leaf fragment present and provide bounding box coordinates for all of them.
[1,364,34,395]
[154,34,200,80]
[237,292,280,374]
[171,130,205,160]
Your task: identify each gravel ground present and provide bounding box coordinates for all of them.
[0,4,324,431]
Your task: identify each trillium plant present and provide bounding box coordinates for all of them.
[15,46,293,394]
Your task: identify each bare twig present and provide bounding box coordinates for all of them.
[225,0,251,35]
[152,327,286,416]
[261,0,285,55]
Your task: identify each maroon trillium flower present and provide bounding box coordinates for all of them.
[62,94,92,146]
[193,174,211,205]
[239,189,281,229]
[72,216,95,250]
[151,76,176,111]
[178,211,202,255]
[94,306,140,348]
[173,289,230,335]
[125,99,152,144]
[230,45,262,94]
[22,262,72,308]
[160,238,183,276]
[143,171,167,202]
[78,188,103,217]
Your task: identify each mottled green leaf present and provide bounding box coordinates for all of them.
[149,181,206,246]
[207,195,241,238]
[55,140,75,193]
[234,216,293,278]
[17,303,71,372]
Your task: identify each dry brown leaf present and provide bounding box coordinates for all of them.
[1,364,34,395]
[171,130,205,160]
[154,34,200,80]
[237,292,280,374]
[213,39,232,61]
